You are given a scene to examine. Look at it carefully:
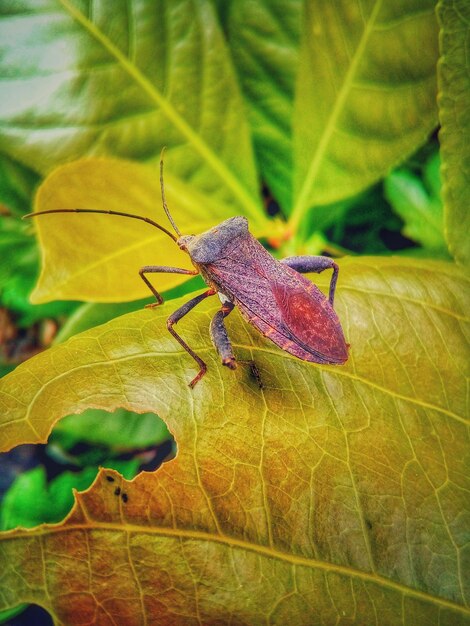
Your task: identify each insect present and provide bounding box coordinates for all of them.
[25,156,349,388]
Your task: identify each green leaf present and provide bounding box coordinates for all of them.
[52,409,171,451]
[0,154,39,216]
[294,179,414,257]
[424,145,442,199]
[0,462,139,531]
[437,0,470,266]
[53,299,152,344]
[290,0,439,227]
[0,0,262,220]
[0,257,468,623]
[226,0,302,212]
[384,155,448,254]
[0,605,27,624]
[0,213,77,325]
[53,278,203,344]
[53,276,204,343]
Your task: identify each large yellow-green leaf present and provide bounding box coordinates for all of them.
[0,0,260,218]
[290,0,439,227]
[28,157,267,303]
[0,257,469,624]
[437,0,470,266]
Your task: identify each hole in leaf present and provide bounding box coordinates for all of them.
[0,603,54,626]
[0,409,176,531]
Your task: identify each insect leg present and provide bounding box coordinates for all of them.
[281,256,339,306]
[209,302,236,370]
[139,266,199,307]
[167,288,216,388]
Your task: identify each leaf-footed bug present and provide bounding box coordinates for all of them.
[24,153,349,388]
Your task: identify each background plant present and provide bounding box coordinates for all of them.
[0,1,468,625]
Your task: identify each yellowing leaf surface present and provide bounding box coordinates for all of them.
[0,257,469,625]
[29,158,268,303]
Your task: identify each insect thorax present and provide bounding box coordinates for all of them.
[186,216,249,263]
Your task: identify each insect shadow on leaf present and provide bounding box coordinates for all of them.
[238,359,264,389]
[24,150,349,387]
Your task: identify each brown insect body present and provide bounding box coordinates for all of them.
[181,216,348,365]
[25,155,349,387]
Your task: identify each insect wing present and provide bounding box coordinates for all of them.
[271,278,348,363]
[203,237,348,364]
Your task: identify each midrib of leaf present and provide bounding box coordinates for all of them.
[5,520,469,616]
[289,0,383,229]
[58,0,262,223]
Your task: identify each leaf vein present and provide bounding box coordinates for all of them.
[6,523,469,616]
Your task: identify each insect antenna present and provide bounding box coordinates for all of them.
[159,147,182,237]
[22,207,178,243]
[23,149,183,242]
